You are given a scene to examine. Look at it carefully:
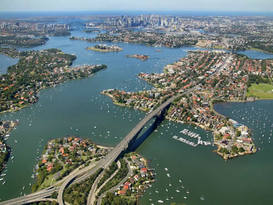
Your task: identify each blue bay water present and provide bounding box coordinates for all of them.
[238,50,273,59]
[0,55,18,74]
[0,29,272,205]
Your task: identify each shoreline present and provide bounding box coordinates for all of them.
[99,152,155,204]
[0,146,10,174]
[249,47,273,55]
[102,88,258,160]
[126,54,149,61]
[0,65,105,115]
[32,136,110,191]
[0,121,18,174]
[0,52,20,59]
[86,46,123,53]
[30,137,154,204]
[101,91,150,112]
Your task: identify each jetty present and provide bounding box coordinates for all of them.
[172,136,198,147]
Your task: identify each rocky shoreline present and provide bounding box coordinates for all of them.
[0,120,18,174]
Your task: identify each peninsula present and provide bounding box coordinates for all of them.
[31,137,154,205]
[0,20,70,47]
[31,136,110,192]
[101,50,273,160]
[0,48,107,114]
[71,31,197,48]
[86,44,123,52]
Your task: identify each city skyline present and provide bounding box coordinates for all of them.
[1,0,273,12]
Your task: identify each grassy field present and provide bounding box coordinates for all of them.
[247,83,273,99]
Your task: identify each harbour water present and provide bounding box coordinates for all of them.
[0,54,18,74]
[0,29,273,204]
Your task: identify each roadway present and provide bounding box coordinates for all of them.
[87,161,121,205]
[0,52,231,205]
[97,159,133,205]
[57,94,182,204]
[0,91,189,205]
[0,187,57,205]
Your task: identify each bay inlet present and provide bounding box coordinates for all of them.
[0,30,273,204]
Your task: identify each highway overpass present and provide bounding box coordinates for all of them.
[0,93,183,205]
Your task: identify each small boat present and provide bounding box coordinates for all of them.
[166,173,170,177]
[158,200,164,203]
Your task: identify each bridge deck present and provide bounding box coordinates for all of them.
[0,94,181,205]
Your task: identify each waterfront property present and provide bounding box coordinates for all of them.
[102,50,267,159]
[31,136,109,192]
[100,152,155,205]
[0,15,273,204]
[0,121,17,174]
[0,48,107,114]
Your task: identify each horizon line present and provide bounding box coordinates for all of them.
[1,9,273,13]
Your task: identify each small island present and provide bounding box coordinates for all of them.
[86,44,123,52]
[126,54,149,61]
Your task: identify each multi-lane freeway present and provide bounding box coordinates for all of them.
[0,92,181,205]
[0,52,231,205]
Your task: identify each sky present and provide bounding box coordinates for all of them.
[0,0,273,12]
